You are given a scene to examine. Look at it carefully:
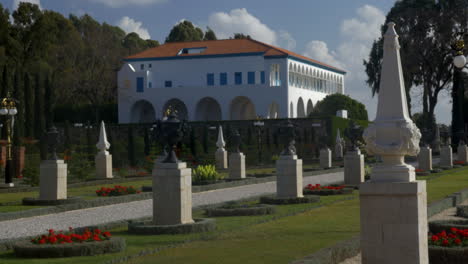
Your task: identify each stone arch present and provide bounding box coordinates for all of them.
[289,101,294,118]
[289,62,293,70]
[195,97,222,121]
[267,102,280,119]
[162,98,188,120]
[230,96,256,120]
[130,100,156,123]
[297,97,306,118]
[306,99,313,116]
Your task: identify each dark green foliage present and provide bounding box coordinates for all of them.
[33,73,44,139]
[85,125,94,162]
[456,205,468,218]
[203,27,217,40]
[63,120,72,151]
[202,126,208,154]
[233,33,251,39]
[13,237,126,258]
[128,218,216,235]
[22,153,40,186]
[205,203,276,217]
[54,104,117,123]
[165,20,204,43]
[22,196,82,206]
[23,73,33,137]
[189,127,198,158]
[265,128,271,149]
[1,65,9,98]
[247,127,253,145]
[428,246,468,264]
[259,195,320,205]
[429,220,468,235]
[143,128,150,156]
[43,75,54,128]
[303,188,354,196]
[68,150,94,180]
[313,93,368,121]
[127,125,136,167]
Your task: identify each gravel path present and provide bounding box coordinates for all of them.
[338,195,468,264]
[0,171,343,240]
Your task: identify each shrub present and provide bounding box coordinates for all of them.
[23,153,41,186]
[312,93,368,120]
[66,151,94,181]
[192,164,223,183]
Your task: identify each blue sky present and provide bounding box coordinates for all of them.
[0,0,453,124]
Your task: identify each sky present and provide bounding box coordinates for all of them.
[1,0,453,124]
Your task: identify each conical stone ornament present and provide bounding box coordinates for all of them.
[96,121,111,155]
[216,125,225,151]
[363,22,421,182]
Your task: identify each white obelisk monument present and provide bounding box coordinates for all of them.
[95,121,113,179]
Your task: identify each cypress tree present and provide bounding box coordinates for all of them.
[44,75,55,129]
[143,127,150,156]
[86,122,94,161]
[12,69,23,146]
[63,120,72,151]
[1,66,9,98]
[128,125,136,167]
[34,73,44,139]
[202,126,208,154]
[189,127,198,158]
[265,128,271,150]
[23,73,33,138]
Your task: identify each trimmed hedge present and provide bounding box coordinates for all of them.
[457,205,468,218]
[128,218,216,235]
[429,220,468,234]
[14,237,125,258]
[204,204,275,217]
[303,188,353,196]
[22,196,83,206]
[429,245,468,264]
[259,195,320,205]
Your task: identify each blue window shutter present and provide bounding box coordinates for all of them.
[136,77,144,92]
[220,73,227,85]
[165,81,172,87]
[148,82,152,88]
[248,72,255,84]
[235,72,242,85]
[261,71,265,84]
[207,73,214,86]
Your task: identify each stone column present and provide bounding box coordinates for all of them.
[432,125,441,154]
[334,129,344,159]
[417,146,432,172]
[215,126,228,169]
[361,22,427,264]
[344,149,364,185]
[39,160,67,200]
[95,121,113,179]
[457,143,468,163]
[319,148,332,169]
[440,145,453,169]
[276,155,303,198]
[228,152,245,179]
[153,161,193,225]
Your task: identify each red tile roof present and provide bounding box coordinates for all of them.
[124,38,346,73]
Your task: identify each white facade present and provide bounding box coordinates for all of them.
[118,48,345,123]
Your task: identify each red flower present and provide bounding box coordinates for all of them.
[48,237,57,244]
[431,235,439,242]
[442,239,449,246]
[39,239,46,244]
[93,235,101,241]
[455,238,462,245]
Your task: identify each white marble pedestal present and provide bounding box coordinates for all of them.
[39,160,67,200]
[95,153,113,179]
[457,144,468,163]
[215,149,228,170]
[153,162,193,225]
[320,148,332,169]
[228,152,245,179]
[344,149,364,185]
[276,155,303,198]
[418,146,432,172]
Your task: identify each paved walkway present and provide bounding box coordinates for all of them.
[0,171,343,240]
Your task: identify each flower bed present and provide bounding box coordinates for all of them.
[204,203,275,217]
[415,168,430,176]
[14,228,125,258]
[428,228,468,264]
[429,220,468,235]
[303,184,353,196]
[96,185,141,197]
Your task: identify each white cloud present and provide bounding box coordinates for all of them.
[303,5,386,121]
[13,0,41,10]
[117,16,151,40]
[208,8,295,50]
[88,0,166,8]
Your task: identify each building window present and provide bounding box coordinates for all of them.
[140,64,144,70]
[149,64,152,68]
[261,71,265,84]
[136,77,144,92]
[248,71,255,84]
[235,72,242,85]
[220,73,227,85]
[270,64,280,86]
[165,81,172,88]
[207,73,214,86]
[148,82,152,88]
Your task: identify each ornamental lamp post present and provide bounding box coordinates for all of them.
[0,93,18,187]
[452,39,467,146]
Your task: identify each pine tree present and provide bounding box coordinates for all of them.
[23,73,34,138]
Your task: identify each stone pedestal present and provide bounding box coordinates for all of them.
[417,146,432,172]
[39,160,67,200]
[215,149,228,170]
[319,148,332,169]
[334,143,343,159]
[344,149,364,185]
[360,181,428,264]
[276,155,303,198]
[153,162,193,225]
[440,145,453,169]
[228,152,245,179]
[457,144,468,163]
[95,153,113,179]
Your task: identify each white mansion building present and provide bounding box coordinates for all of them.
[118,38,346,123]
